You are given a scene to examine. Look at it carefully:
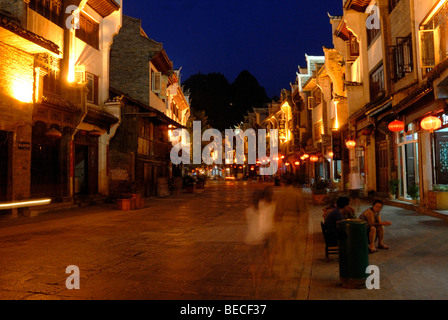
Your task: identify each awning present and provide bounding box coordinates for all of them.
[344,0,371,12]
[87,0,120,18]
[393,84,434,114]
[84,106,119,129]
[0,12,60,55]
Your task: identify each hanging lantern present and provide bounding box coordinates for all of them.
[45,128,62,139]
[303,154,309,159]
[310,155,319,162]
[300,156,305,161]
[421,116,442,132]
[294,161,300,166]
[346,140,356,149]
[328,151,334,158]
[388,120,405,132]
[362,127,372,135]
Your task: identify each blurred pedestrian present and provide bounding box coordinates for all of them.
[272,176,307,279]
[348,172,362,213]
[244,187,276,295]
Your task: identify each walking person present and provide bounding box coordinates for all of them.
[244,187,276,296]
[348,172,362,213]
[271,177,307,280]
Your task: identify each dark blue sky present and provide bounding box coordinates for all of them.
[123,1,342,98]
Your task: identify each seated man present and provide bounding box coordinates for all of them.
[358,200,392,253]
[323,196,350,243]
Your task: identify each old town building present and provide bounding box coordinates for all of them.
[109,15,190,198]
[321,0,448,209]
[0,0,122,216]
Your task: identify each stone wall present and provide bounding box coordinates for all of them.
[110,15,162,106]
[0,41,34,202]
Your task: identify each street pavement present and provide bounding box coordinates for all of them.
[0,181,447,300]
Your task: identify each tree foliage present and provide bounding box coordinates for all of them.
[183,70,270,131]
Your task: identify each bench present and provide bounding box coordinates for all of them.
[320,222,338,262]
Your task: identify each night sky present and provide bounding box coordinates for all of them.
[123,0,343,98]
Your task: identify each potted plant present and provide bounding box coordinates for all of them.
[388,179,399,199]
[183,175,196,193]
[407,184,419,204]
[311,179,329,205]
[428,184,448,210]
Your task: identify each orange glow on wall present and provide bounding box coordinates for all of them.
[11,80,33,103]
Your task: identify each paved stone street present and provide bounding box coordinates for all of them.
[1,181,448,301]
[0,181,308,300]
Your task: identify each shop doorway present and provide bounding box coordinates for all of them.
[397,124,419,199]
[74,144,89,194]
[31,124,61,198]
[376,134,388,194]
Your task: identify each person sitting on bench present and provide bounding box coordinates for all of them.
[358,200,392,253]
[323,196,350,244]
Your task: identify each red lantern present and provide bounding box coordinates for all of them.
[388,120,405,132]
[294,161,300,166]
[310,155,319,162]
[421,116,442,132]
[346,140,356,149]
[303,154,309,159]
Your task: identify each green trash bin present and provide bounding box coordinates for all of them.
[337,219,369,289]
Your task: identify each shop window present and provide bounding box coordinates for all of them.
[76,12,100,50]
